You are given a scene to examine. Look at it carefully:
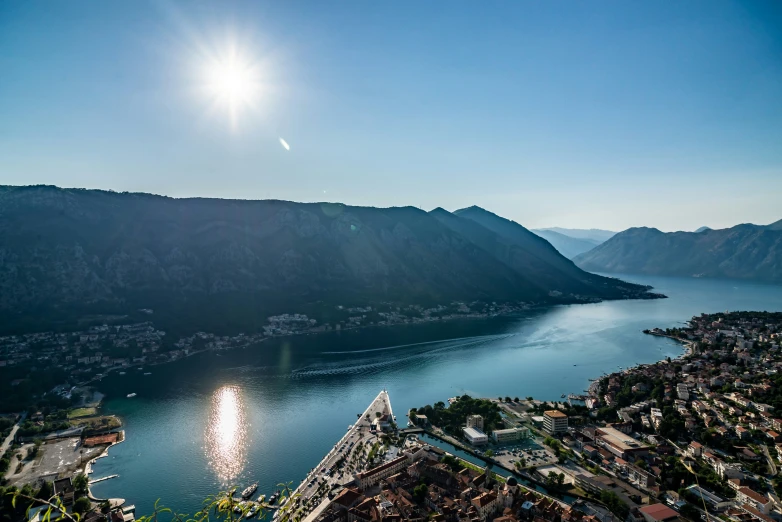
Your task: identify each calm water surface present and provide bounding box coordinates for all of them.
[91,275,782,515]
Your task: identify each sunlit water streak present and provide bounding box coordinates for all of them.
[204,386,249,485]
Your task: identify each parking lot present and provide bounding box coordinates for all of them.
[6,437,103,487]
[491,439,558,470]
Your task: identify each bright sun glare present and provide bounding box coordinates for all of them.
[203,48,262,127]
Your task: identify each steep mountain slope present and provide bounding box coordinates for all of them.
[767,219,782,231]
[0,186,659,333]
[530,229,600,258]
[573,224,782,283]
[535,227,616,243]
[447,206,651,299]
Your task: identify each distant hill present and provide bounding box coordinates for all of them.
[530,229,601,259]
[574,222,782,283]
[0,186,659,335]
[767,219,782,231]
[694,226,711,233]
[534,227,616,243]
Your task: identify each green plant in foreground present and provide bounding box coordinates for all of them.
[5,481,302,522]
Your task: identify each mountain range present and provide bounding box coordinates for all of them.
[534,227,616,243]
[530,230,601,259]
[574,221,782,283]
[0,186,658,335]
[530,228,616,259]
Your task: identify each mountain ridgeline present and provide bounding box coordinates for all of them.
[530,229,603,259]
[574,222,782,283]
[0,186,659,334]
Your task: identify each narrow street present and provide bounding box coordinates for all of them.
[0,412,26,461]
[760,444,778,476]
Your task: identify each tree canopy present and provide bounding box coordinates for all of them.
[416,395,502,435]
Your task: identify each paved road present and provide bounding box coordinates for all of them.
[760,444,778,476]
[0,412,26,461]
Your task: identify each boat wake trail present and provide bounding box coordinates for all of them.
[290,334,515,378]
[320,333,512,355]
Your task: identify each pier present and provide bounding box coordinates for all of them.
[89,474,119,485]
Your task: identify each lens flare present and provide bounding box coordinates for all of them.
[279,137,290,150]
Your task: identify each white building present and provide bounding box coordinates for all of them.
[492,427,530,443]
[543,410,568,434]
[463,426,488,445]
[676,383,689,400]
[466,415,484,430]
[650,408,663,430]
[736,487,773,514]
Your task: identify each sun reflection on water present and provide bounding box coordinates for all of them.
[205,385,248,484]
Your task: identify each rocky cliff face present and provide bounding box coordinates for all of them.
[0,186,656,332]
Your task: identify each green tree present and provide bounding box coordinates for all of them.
[678,503,700,520]
[412,484,429,502]
[73,473,89,495]
[36,481,53,500]
[599,491,629,519]
[73,497,91,514]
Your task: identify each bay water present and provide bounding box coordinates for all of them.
[90,275,782,515]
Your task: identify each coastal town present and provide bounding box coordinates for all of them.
[0,301,534,413]
[3,311,782,522]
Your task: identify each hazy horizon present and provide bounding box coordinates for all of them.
[2,1,781,232]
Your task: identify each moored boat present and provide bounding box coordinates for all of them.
[242,483,258,499]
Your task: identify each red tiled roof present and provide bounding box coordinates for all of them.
[472,492,497,507]
[739,488,770,505]
[638,503,679,521]
[83,432,120,447]
[357,456,407,478]
[740,504,774,522]
[333,488,363,507]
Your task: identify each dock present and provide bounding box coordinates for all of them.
[89,474,119,485]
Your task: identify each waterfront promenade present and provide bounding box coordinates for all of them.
[282,390,393,519]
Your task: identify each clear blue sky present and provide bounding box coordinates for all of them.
[1,1,781,231]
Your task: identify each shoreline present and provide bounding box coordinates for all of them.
[86,295,678,512]
[643,330,693,358]
[85,430,126,502]
[82,292,667,388]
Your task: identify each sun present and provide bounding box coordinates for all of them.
[208,57,252,105]
[203,48,262,127]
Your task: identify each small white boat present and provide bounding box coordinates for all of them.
[119,372,126,375]
[127,393,137,398]
[143,372,152,376]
